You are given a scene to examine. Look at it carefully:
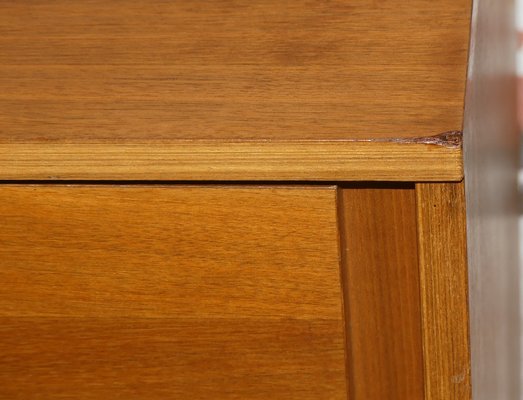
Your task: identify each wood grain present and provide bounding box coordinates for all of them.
[0,319,344,400]
[462,0,521,398]
[416,182,471,400]
[0,0,471,142]
[0,140,463,181]
[0,0,470,180]
[338,185,424,399]
[0,185,347,399]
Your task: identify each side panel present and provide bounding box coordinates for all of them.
[338,185,424,399]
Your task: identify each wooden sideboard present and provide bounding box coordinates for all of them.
[0,1,519,399]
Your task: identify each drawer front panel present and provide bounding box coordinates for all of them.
[0,185,346,399]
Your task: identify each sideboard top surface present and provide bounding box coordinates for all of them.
[0,0,471,180]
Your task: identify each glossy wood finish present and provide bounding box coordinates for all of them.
[0,0,470,180]
[338,185,424,399]
[0,185,347,399]
[463,0,521,398]
[416,182,471,400]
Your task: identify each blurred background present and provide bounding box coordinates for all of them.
[518,0,523,392]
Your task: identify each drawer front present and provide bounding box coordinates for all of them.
[0,186,346,399]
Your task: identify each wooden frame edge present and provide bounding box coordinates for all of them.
[0,142,462,181]
[416,182,472,400]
